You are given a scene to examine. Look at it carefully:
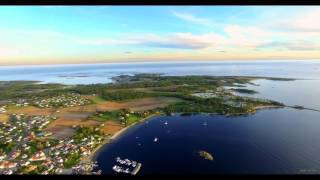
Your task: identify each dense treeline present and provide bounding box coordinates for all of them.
[162,96,284,115]
[0,81,66,100]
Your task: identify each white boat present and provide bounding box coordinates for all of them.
[118,160,126,164]
[124,168,130,173]
[124,159,132,166]
[164,121,168,125]
[154,137,158,142]
[203,122,207,126]
[112,165,122,173]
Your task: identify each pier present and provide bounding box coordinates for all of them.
[130,163,142,175]
[113,157,142,175]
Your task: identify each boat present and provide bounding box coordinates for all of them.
[124,168,130,174]
[132,161,137,167]
[154,137,158,142]
[92,170,102,175]
[124,159,132,166]
[203,122,207,126]
[164,121,168,125]
[112,165,122,173]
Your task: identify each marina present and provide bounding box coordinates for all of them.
[112,157,142,175]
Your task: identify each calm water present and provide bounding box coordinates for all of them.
[0,60,320,84]
[96,109,320,174]
[240,79,320,110]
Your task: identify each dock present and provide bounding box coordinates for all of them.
[130,163,142,175]
[113,157,142,175]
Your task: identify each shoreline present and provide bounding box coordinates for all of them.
[254,105,284,110]
[58,105,297,174]
[88,113,160,162]
[86,105,284,163]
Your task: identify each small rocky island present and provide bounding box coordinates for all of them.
[199,150,214,161]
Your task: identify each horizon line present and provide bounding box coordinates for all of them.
[1,58,320,67]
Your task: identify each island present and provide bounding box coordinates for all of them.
[0,74,295,175]
[199,150,214,161]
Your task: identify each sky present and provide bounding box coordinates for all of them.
[0,6,320,65]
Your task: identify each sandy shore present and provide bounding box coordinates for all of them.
[88,113,159,162]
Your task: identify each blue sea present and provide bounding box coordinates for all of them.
[0,60,319,84]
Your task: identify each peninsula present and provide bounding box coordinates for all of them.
[0,74,294,174]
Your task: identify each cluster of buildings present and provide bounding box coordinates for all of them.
[191,89,255,109]
[0,114,54,174]
[71,161,101,175]
[0,113,104,175]
[191,88,234,99]
[192,92,218,99]
[7,93,90,109]
[12,99,29,107]
[32,93,90,108]
[223,101,248,108]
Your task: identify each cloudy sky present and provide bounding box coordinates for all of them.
[0,6,320,65]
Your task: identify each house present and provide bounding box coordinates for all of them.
[0,154,7,161]
[10,150,21,159]
[2,169,13,175]
[0,161,17,169]
[44,132,53,137]
[30,151,46,162]
[21,161,30,166]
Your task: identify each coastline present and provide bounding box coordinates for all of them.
[88,113,159,162]
[87,105,284,162]
[254,105,284,110]
[70,104,289,173]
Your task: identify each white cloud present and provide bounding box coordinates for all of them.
[75,28,272,50]
[271,10,320,33]
[172,11,216,28]
[171,8,320,51]
[257,40,320,51]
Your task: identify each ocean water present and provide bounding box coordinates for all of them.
[0,60,319,84]
[240,79,320,110]
[95,109,320,174]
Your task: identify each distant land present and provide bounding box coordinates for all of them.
[0,59,319,67]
